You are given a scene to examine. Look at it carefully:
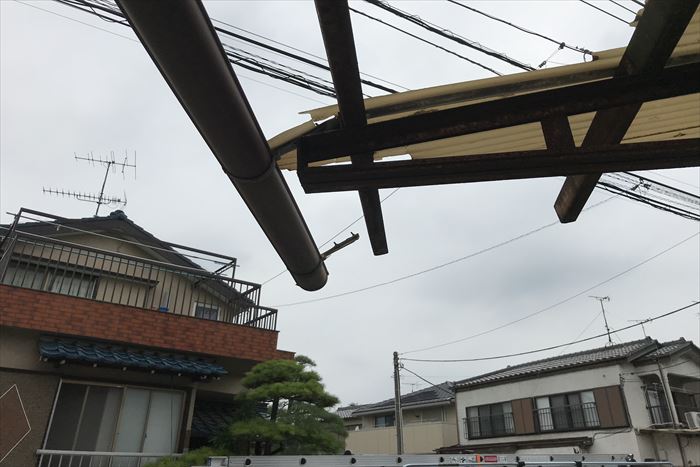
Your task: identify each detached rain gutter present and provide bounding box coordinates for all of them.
[116,0,327,290]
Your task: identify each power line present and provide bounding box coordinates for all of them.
[401,301,700,363]
[609,0,638,15]
[262,188,401,285]
[400,231,699,355]
[400,366,454,399]
[349,6,502,76]
[445,0,593,57]
[578,0,631,25]
[272,196,617,307]
[364,0,535,72]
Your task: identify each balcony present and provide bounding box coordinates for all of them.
[36,449,179,467]
[0,230,277,331]
[464,413,515,439]
[534,402,600,432]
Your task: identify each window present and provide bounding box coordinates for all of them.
[535,391,599,432]
[466,402,514,439]
[44,381,184,466]
[374,414,395,427]
[194,302,219,320]
[644,381,672,425]
[2,264,96,298]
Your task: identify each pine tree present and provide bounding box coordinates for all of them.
[219,355,346,455]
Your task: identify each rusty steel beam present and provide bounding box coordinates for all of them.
[298,139,700,192]
[298,62,700,163]
[314,0,388,255]
[116,0,328,290]
[554,0,700,223]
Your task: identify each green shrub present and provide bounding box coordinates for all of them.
[143,447,226,467]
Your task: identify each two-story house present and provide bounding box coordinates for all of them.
[337,382,458,455]
[441,337,699,466]
[0,208,291,467]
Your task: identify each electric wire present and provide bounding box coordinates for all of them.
[609,0,638,15]
[401,301,700,363]
[261,188,401,285]
[578,0,631,24]
[22,1,336,105]
[364,0,535,72]
[400,230,699,355]
[445,0,593,57]
[272,196,617,307]
[399,366,454,399]
[630,0,645,7]
[349,6,503,76]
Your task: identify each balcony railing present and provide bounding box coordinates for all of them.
[464,413,515,439]
[0,230,277,331]
[36,449,180,467]
[534,402,600,432]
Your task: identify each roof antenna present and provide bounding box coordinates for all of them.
[589,295,613,345]
[42,150,136,216]
[628,319,649,338]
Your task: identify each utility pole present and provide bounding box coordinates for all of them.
[392,351,404,455]
[590,296,612,345]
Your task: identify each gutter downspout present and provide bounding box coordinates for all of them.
[116,0,327,290]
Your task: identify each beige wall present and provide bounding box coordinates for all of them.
[345,404,458,454]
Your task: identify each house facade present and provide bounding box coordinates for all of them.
[338,382,458,454]
[0,208,291,467]
[445,338,699,466]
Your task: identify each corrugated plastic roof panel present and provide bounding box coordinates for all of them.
[271,7,700,171]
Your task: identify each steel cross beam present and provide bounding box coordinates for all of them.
[298,139,700,191]
[313,0,388,256]
[553,0,700,223]
[116,0,328,290]
[297,61,699,163]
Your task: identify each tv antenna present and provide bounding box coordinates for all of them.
[589,295,612,345]
[43,150,136,216]
[628,319,650,338]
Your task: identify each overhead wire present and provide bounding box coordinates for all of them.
[400,230,699,355]
[401,301,700,363]
[261,188,401,285]
[349,6,503,76]
[364,0,535,72]
[272,196,617,307]
[445,0,593,57]
[399,366,454,399]
[609,0,639,15]
[578,0,632,25]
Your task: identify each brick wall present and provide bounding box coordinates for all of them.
[0,285,290,361]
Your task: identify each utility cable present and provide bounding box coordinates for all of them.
[578,0,631,24]
[400,366,454,399]
[609,0,638,15]
[272,196,617,307]
[400,230,699,355]
[401,301,700,363]
[261,188,401,284]
[349,6,502,76]
[364,0,535,72]
[446,0,593,57]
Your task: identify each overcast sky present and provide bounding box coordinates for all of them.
[1,0,699,407]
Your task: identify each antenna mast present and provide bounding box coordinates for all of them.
[43,150,136,215]
[590,295,612,345]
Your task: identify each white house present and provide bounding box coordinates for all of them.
[444,337,699,466]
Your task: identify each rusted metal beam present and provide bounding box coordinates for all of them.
[298,139,700,192]
[314,0,388,255]
[554,0,700,223]
[298,62,699,163]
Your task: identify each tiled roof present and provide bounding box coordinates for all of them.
[191,400,237,439]
[455,337,695,389]
[336,403,373,419]
[39,336,227,377]
[350,382,454,416]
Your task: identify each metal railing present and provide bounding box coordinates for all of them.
[36,449,180,467]
[534,402,600,432]
[463,412,514,439]
[0,230,277,331]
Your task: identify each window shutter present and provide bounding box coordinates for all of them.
[511,398,536,434]
[593,385,629,428]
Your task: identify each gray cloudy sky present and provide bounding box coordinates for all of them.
[1,0,699,406]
